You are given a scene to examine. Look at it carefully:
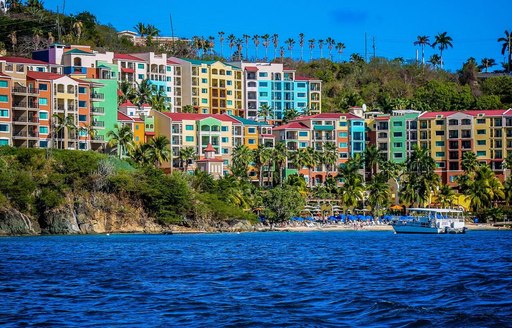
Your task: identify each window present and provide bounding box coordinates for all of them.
[221,126,228,132]
[78,87,86,94]
[39,98,48,105]
[298,103,306,107]
[138,74,144,80]
[436,162,445,168]
[79,101,86,108]
[227,81,232,86]
[185,136,194,142]
[221,137,228,143]
[477,151,486,157]
[477,140,486,146]
[259,82,268,87]
[222,148,229,154]
[138,64,145,69]
[201,78,207,83]
[201,68,207,73]
[259,72,268,77]
[476,119,485,124]
[201,98,208,104]
[135,125,139,130]
[299,142,307,148]
[297,83,306,88]
[339,132,348,138]
[340,152,348,159]
[39,140,48,148]
[0,81,8,88]
[226,71,232,76]
[299,131,308,137]
[477,130,486,135]
[297,93,306,97]
[227,100,233,106]
[78,115,86,122]
[202,88,208,94]
[248,139,256,144]
[435,131,444,136]
[248,127,256,134]
[393,121,403,127]
[353,132,363,140]
[167,66,172,72]
[0,124,8,132]
[435,120,444,126]
[39,111,48,120]
[353,121,363,126]
[393,132,403,138]
[0,95,7,103]
[0,110,8,117]
[185,125,194,131]
[339,142,348,148]
[436,152,445,157]
[339,122,347,127]
[394,153,403,158]
[393,142,403,148]
[435,141,445,147]
[39,126,49,134]
[259,92,268,97]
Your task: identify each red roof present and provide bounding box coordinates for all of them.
[0,72,10,78]
[196,158,224,163]
[0,56,48,65]
[283,67,295,71]
[117,89,124,96]
[295,75,319,81]
[245,66,258,72]
[119,100,135,107]
[121,67,135,73]
[145,131,155,136]
[160,112,241,123]
[141,103,151,107]
[113,53,144,61]
[26,71,65,81]
[204,143,216,152]
[465,109,510,117]
[297,113,362,120]
[167,59,181,65]
[375,116,391,121]
[117,111,133,122]
[419,110,511,119]
[133,117,143,122]
[273,121,309,131]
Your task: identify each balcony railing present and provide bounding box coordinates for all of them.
[12,102,39,109]
[13,116,39,123]
[12,87,38,94]
[91,93,105,100]
[92,121,105,127]
[92,107,105,114]
[13,131,39,138]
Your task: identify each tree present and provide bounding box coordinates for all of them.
[318,39,324,58]
[461,151,479,173]
[227,34,236,57]
[364,144,381,180]
[144,24,160,46]
[401,145,439,207]
[179,146,197,173]
[107,124,134,159]
[498,30,512,73]
[147,136,171,168]
[338,155,365,214]
[322,142,338,173]
[232,145,253,179]
[463,165,504,212]
[303,147,318,188]
[437,184,455,208]
[272,34,279,60]
[480,58,496,73]
[367,173,390,217]
[413,35,430,66]
[258,103,272,123]
[298,33,305,61]
[134,22,146,37]
[52,114,65,149]
[428,54,441,69]
[243,34,250,60]
[285,38,295,59]
[273,142,288,186]
[261,34,270,61]
[129,143,151,166]
[253,145,272,187]
[263,187,305,227]
[335,42,345,62]
[252,34,260,59]
[218,31,225,58]
[282,108,299,123]
[308,39,315,61]
[134,79,153,107]
[326,37,335,61]
[432,32,453,69]
[182,104,196,113]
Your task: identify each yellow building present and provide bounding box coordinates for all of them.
[172,59,243,116]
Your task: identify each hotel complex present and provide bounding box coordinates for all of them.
[1,44,511,185]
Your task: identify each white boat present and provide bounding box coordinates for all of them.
[391,208,467,234]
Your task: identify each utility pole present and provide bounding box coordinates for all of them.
[372,36,376,59]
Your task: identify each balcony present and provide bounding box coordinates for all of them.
[92,121,105,127]
[12,102,39,110]
[12,87,38,95]
[92,135,105,141]
[92,107,105,114]
[13,115,39,124]
[12,131,39,139]
[90,93,105,100]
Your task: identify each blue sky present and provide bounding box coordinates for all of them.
[44,0,511,71]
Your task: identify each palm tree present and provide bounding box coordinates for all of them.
[254,145,272,187]
[437,184,455,208]
[118,81,134,105]
[243,34,250,60]
[303,147,318,188]
[461,151,479,173]
[227,34,236,57]
[144,24,160,46]
[364,144,381,180]
[464,165,504,212]
[258,103,272,123]
[179,146,197,173]
[147,136,171,168]
[318,39,324,58]
[298,33,305,61]
[428,54,441,69]
[232,145,253,179]
[282,108,299,123]
[432,32,453,69]
[379,160,406,205]
[261,34,270,61]
[308,39,315,61]
[338,156,365,214]
[285,38,295,59]
[64,114,78,149]
[236,39,243,61]
[134,79,153,107]
[252,34,260,59]
[52,114,65,149]
[134,22,146,37]
[367,173,390,217]
[413,35,430,65]
[79,123,95,150]
[498,30,512,73]
[129,143,151,167]
[272,34,279,60]
[402,145,439,207]
[149,91,168,111]
[107,124,134,159]
[326,37,335,61]
[273,142,288,186]
[479,58,496,73]
[207,36,215,56]
[322,142,338,173]
[218,31,225,58]
[335,42,345,62]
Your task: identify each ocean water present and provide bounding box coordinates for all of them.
[1,231,512,327]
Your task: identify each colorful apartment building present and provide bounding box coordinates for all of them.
[230,62,322,121]
[118,100,155,144]
[172,59,243,116]
[273,113,365,186]
[0,73,11,146]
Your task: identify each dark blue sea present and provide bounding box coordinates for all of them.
[1,231,512,327]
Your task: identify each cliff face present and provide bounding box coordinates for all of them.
[0,192,254,236]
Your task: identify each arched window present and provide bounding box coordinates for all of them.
[73,57,82,67]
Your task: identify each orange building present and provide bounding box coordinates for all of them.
[0,72,11,146]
